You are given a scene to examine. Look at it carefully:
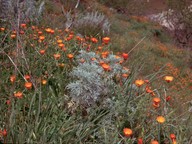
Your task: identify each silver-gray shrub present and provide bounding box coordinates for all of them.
[64,11,110,36]
[66,50,128,106]
[0,0,44,24]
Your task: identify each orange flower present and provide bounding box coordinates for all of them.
[138,138,143,144]
[102,63,111,71]
[19,30,25,35]
[45,28,51,33]
[135,80,145,87]
[153,103,160,108]
[153,97,161,108]
[122,53,129,60]
[62,47,67,52]
[50,30,55,34]
[123,128,133,137]
[10,75,16,83]
[6,100,11,105]
[20,23,26,28]
[151,140,159,144]
[39,49,46,55]
[67,54,74,59]
[122,73,129,78]
[57,39,63,44]
[0,129,7,137]
[39,36,45,41]
[25,82,33,90]
[166,96,171,102]
[31,26,36,30]
[24,75,31,81]
[11,34,16,39]
[156,116,165,124]
[91,37,98,43]
[153,97,160,105]
[54,54,61,60]
[58,43,65,48]
[164,76,174,83]
[69,34,74,39]
[145,86,152,93]
[98,46,102,51]
[38,31,43,35]
[0,27,5,31]
[102,37,110,44]
[42,79,47,85]
[14,91,23,98]
[101,51,109,58]
[58,63,65,68]
[170,134,176,140]
[12,30,16,34]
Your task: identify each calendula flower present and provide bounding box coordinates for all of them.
[91,37,98,43]
[39,49,46,55]
[57,39,63,44]
[42,79,47,85]
[45,28,51,33]
[135,79,145,87]
[54,54,61,60]
[170,134,176,141]
[123,128,133,137]
[122,73,129,78]
[122,53,129,60]
[0,27,5,31]
[102,37,110,44]
[58,43,65,48]
[67,54,74,59]
[164,76,174,83]
[14,91,23,98]
[39,35,45,41]
[24,75,31,81]
[153,97,160,105]
[20,23,27,28]
[10,75,16,83]
[25,82,33,90]
[156,116,165,124]
[102,63,111,71]
[11,34,16,39]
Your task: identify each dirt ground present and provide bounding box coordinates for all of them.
[143,0,167,15]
